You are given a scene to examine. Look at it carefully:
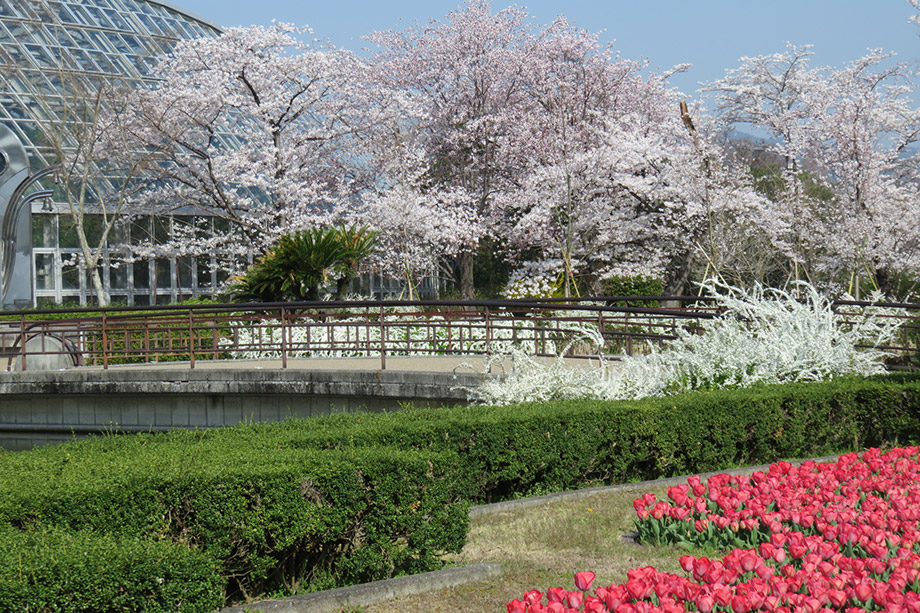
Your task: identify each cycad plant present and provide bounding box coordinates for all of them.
[230,226,378,302]
[333,225,380,299]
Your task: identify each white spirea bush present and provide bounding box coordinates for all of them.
[501,260,563,299]
[472,280,903,405]
[221,312,599,360]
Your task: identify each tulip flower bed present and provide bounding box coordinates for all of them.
[507,447,920,612]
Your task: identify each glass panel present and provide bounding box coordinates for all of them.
[132,293,149,306]
[34,253,55,290]
[109,258,127,290]
[59,217,79,248]
[129,216,151,244]
[83,214,103,246]
[86,7,115,29]
[196,257,212,288]
[177,257,192,288]
[153,216,170,243]
[154,259,171,289]
[68,48,98,72]
[108,221,128,245]
[215,264,230,287]
[105,10,131,31]
[32,214,56,248]
[23,44,55,69]
[61,263,80,290]
[132,260,149,288]
[155,293,171,305]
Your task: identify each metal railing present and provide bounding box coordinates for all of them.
[0,296,917,371]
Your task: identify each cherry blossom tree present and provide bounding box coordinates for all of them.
[706,47,920,296]
[366,0,536,299]
[704,45,825,287]
[500,17,763,296]
[123,23,385,262]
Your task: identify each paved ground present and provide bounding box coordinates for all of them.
[75,354,610,373]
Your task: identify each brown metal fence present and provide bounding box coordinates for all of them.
[0,296,917,371]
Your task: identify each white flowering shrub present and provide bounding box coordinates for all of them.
[221,313,600,359]
[501,260,563,300]
[472,280,903,405]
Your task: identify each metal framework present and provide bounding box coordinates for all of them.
[0,0,223,307]
[1,297,917,372]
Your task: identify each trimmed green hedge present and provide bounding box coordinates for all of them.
[236,374,920,502]
[0,526,223,613]
[0,436,468,606]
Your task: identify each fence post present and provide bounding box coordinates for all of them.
[101,310,109,370]
[485,306,492,356]
[188,309,195,369]
[365,306,371,357]
[379,304,386,371]
[280,306,288,369]
[625,309,632,356]
[598,309,605,357]
[18,314,26,371]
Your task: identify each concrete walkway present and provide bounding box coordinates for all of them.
[74,354,610,374]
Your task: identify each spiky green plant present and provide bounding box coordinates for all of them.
[230,226,378,302]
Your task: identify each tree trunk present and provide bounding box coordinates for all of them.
[874,267,894,298]
[460,251,475,300]
[89,266,109,307]
[335,277,350,300]
[662,252,695,308]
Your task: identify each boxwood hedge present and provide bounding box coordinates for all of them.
[0,436,468,609]
[238,374,920,502]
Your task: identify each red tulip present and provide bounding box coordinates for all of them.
[566,590,584,609]
[730,594,752,613]
[525,590,544,605]
[507,599,528,613]
[695,594,715,613]
[575,571,596,592]
[547,587,567,603]
[827,589,848,608]
[853,583,873,602]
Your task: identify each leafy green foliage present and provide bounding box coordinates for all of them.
[0,526,223,613]
[0,433,467,608]
[230,225,378,302]
[5,374,920,610]
[600,275,664,306]
[270,374,920,502]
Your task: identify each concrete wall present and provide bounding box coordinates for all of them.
[0,368,483,450]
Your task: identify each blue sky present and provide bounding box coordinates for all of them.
[171,0,920,97]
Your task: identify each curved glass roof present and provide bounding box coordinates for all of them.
[0,0,221,169]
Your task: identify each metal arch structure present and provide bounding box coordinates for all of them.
[0,124,54,309]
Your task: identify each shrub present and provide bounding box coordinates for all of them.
[0,526,223,613]
[269,375,920,502]
[600,275,663,306]
[474,280,903,404]
[0,435,468,604]
[230,225,378,302]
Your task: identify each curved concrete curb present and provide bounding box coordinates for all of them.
[218,453,843,612]
[219,563,504,612]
